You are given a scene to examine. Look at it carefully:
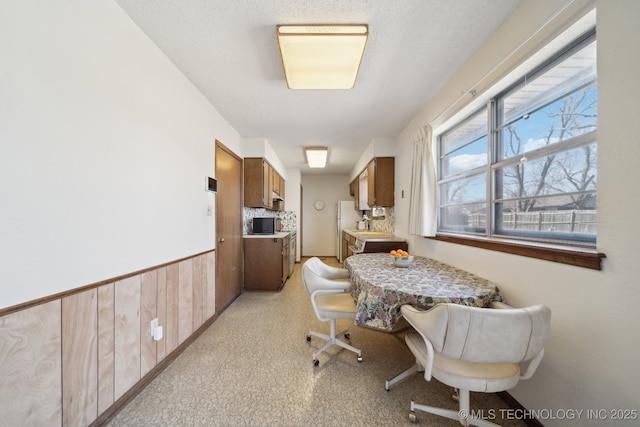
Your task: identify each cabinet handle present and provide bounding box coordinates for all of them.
[219,238,225,243]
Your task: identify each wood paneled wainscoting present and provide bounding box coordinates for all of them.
[0,250,216,426]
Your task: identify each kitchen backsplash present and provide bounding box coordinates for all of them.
[369,207,395,234]
[243,208,297,234]
[243,206,394,235]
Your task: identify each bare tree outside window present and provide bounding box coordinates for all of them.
[438,33,597,243]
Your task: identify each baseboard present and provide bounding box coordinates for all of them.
[497,391,545,427]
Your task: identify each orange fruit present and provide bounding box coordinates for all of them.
[390,250,397,256]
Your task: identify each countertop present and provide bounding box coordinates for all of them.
[243,231,293,239]
[342,229,405,242]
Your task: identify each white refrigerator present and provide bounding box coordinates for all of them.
[336,200,362,262]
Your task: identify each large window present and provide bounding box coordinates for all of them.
[438,31,597,248]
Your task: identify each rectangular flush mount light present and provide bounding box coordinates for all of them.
[305,147,328,168]
[277,24,368,89]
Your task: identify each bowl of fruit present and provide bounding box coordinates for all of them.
[389,249,414,268]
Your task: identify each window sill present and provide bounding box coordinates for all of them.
[430,234,606,270]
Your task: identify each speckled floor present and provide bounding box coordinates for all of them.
[106,257,527,427]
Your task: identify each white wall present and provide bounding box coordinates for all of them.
[301,175,353,256]
[244,138,287,178]
[349,137,396,181]
[0,1,243,309]
[393,0,640,424]
[285,168,302,261]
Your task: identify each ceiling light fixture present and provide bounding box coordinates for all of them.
[276,24,368,89]
[305,147,328,168]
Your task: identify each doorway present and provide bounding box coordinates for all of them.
[215,141,243,312]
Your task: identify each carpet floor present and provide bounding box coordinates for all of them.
[106,256,528,427]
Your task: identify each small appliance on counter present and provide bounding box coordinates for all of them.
[252,217,282,234]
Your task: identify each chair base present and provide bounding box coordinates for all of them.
[307,319,362,366]
[409,389,501,427]
[385,363,421,391]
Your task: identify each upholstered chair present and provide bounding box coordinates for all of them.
[302,257,362,366]
[386,302,551,426]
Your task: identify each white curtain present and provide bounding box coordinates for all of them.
[408,125,437,236]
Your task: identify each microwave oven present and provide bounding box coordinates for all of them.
[252,217,281,234]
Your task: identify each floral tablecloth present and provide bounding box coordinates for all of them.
[343,253,504,331]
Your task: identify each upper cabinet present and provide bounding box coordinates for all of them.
[350,157,395,209]
[367,157,394,207]
[272,169,284,200]
[244,158,285,211]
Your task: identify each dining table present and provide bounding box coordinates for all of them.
[343,253,504,332]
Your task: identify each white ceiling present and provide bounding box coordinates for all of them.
[114,0,524,175]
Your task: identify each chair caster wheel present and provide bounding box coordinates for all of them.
[306,335,311,342]
[408,411,417,423]
[313,359,319,367]
[357,355,363,363]
[344,333,350,340]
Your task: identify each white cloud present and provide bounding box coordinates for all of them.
[524,136,560,152]
[449,153,486,174]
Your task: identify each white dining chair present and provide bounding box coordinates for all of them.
[387,302,551,426]
[302,257,362,366]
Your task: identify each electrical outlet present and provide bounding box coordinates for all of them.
[150,318,159,337]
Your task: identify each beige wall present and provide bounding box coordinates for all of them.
[301,174,354,256]
[393,0,640,424]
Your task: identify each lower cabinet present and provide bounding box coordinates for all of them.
[244,237,286,291]
[341,231,356,263]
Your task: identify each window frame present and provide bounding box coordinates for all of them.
[433,29,605,270]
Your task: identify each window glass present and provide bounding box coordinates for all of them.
[497,142,597,202]
[441,108,487,155]
[439,173,487,233]
[495,195,597,241]
[442,136,488,178]
[440,108,488,179]
[499,84,597,160]
[437,31,597,246]
[501,40,597,124]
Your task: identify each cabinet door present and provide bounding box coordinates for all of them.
[244,158,265,208]
[278,175,285,200]
[272,169,279,196]
[244,238,283,291]
[367,160,376,206]
[358,172,369,210]
[366,157,395,207]
[350,179,359,210]
[282,236,288,284]
[262,161,273,209]
[341,232,348,263]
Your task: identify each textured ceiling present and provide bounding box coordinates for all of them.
[114,0,524,174]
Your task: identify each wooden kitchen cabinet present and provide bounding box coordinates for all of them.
[272,170,285,212]
[349,179,357,198]
[272,170,284,199]
[367,157,394,207]
[349,157,395,209]
[244,158,285,210]
[349,178,359,210]
[341,231,357,263]
[244,237,287,291]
